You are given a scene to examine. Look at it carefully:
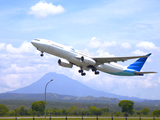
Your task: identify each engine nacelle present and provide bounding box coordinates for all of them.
[81,56,96,65]
[58,59,73,68]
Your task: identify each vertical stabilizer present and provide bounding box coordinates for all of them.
[127,53,151,72]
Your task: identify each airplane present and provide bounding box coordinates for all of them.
[31,38,156,76]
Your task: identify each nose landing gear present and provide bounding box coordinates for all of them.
[40,52,44,57]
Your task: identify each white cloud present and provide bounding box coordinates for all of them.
[96,48,115,57]
[136,41,159,50]
[2,64,37,74]
[0,73,42,92]
[121,42,131,49]
[96,74,158,94]
[88,37,116,48]
[6,41,35,54]
[158,77,160,83]
[28,1,65,18]
[88,37,101,48]
[0,43,6,51]
[103,41,117,48]
[132,49,147,55]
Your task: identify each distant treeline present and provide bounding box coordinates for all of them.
[0,99,160,112]
[0,100,160,117]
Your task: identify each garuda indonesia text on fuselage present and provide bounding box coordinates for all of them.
[31,39,156,76]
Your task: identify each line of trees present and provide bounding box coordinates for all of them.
[0,101,110,116]
[0,100,160,117]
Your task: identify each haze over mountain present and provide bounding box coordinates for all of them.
[8,72,143,101]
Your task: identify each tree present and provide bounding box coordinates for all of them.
[88,106,102,116]
[14,109,18,117]
[0,104,9,116]
[53,109,61,115]
[46,109,53,115]
[136,111,141,115]
[17,105,29,116]
[152,110,160,117]
[9,110,16,116]
[131,109,135,115]
[100,107,109,115]
[68,106,78,115]
[29,108,37,117]
[141,108,150,115]
[61,108,68,115]
[31,101,45,116]
[77,108,85,116]
[115,112,121,117]
[118,100,134,116]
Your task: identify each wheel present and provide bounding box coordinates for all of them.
[78,69,83,73]
[81,73,86,76]
[92,68,96,72]
[40,53,44,57]
[95,71,99,75]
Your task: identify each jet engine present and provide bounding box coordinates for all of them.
[58,59,73,68]
[81,56,96,65]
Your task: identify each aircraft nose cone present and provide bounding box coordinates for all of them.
[31,40,34,45]
[31,40,37,46]
[31,39,42,48]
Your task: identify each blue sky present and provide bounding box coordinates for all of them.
[0,0,160,99]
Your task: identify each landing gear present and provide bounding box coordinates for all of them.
[95,71,99,75]
[40,52,44,57]
[92,68,96,72]
[81,72,86,76]
[40,53,44,57]
[78,69,83,73]
[78,66,99,76]
[92,68,99,75]
[78,68,86,76]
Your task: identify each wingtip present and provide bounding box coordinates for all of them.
[146,53,152,57]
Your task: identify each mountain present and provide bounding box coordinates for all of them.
[8,72,143,101]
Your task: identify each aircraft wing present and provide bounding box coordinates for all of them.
[92,53,151,64]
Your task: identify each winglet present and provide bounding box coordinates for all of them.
[146,53,151,57]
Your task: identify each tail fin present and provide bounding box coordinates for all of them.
[127,53,151,72]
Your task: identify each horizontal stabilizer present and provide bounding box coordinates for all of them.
[134,71,157,75]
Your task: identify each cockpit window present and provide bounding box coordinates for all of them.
[35,39,40,41]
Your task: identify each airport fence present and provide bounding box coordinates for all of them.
[0,117,160,120]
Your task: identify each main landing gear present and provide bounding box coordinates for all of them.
[92,68,99,75]
[78,68,86,76]
[78,67,100,76]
